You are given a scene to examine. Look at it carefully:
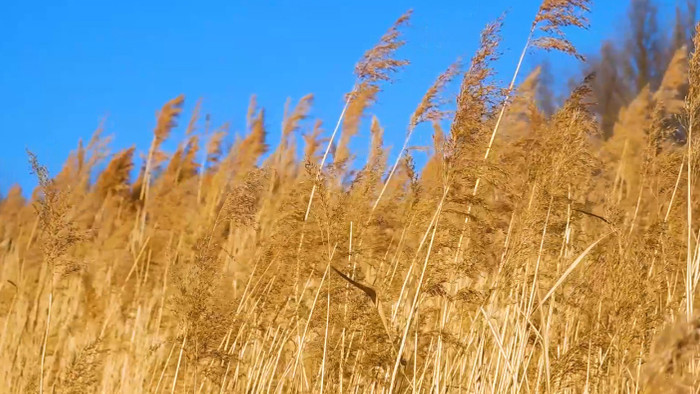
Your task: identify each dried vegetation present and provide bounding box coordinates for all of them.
[2,0,700,392]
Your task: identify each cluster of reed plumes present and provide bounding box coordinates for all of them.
[2,1,700,392]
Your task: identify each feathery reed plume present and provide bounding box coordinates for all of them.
[138,95,185,234]
[420,122,446,191]
[367,115,385,169]
[154,95,185,148]
[94,147,135,199]
[28,151,84,281]
[205,128,227,168]
[304,10,411,222]
[452,20,502,140]
[444,19,503,258]
[270,94,313,180]
[452,1,591,262]
[687,26,700,108]
[161,135,199,187]
[654,46,688,115]
[132,94,185,259]
[500,66,542,141]
[246,95,257,130]
[0,184,24,243]
[54,140,85,189]
[282,94,313,139]
[185,98,202,136]
[370,59,461,217]
[303,120,324,163]
[58,339,104,393]
[55,126,109,195]
[604,85,653,202]
[642,315,700,391]
[533,0,591,60]
[197,124,228,203]
[411,61,461,130]
[483,0,590,164]
[335,84,378,166]
[353,10,411,84]
[237,107,268,170]
[27,151,85,394]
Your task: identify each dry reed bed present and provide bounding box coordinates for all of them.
[1,0,700,392]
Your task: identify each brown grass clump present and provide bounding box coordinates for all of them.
[4,3,700,393]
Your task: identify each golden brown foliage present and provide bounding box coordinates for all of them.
[3,7,700,394]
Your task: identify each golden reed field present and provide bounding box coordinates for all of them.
[2,0,700,392]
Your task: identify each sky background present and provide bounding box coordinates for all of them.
[0,0,684,196]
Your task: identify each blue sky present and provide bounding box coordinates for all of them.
[0,0,673,196]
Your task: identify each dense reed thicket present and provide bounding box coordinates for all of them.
[2,0,700,392]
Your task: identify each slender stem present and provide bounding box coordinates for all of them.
[388,187,448,392]
[320,263,331,394]
[39,292,52,394]
[304,90,354,222]
[688,113,695,321]
[291,264,330,386]
[139,136,158,244]
[152,342,177,393]
[484,28,534,162]
[368,128,414,221]
[171,332,187,394]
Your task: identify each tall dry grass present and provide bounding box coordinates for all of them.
[2,1,700,392]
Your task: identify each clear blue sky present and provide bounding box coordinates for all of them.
[0,0,672,196]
